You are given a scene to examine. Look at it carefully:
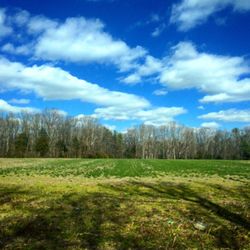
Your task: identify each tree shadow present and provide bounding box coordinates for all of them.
[101,180,250,249]
[132,181,250,230]
[0,184,146,249]
[0,181,249,249]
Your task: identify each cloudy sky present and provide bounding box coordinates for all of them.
[0,0,250,131]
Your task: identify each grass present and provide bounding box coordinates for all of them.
[0,158,249,178]
[0,159,249,249]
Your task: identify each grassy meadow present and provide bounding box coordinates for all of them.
[0,159,249,249]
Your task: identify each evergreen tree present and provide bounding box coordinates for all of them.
[56,139,68,157]
[15,132,28,157]
[240,130,250,159]
[35,128,49,157]
[72,136,80,157]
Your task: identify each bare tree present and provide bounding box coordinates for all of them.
[0,109,249,160]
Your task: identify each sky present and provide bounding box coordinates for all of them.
[0,0,250,132]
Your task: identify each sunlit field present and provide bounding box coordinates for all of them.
[0,159,249,249]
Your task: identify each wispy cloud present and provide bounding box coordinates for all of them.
[92,106,187,126]
[1,43,30,55]
[8,98,30,104]
[201,122,220,129]
[170,0,250,31]
[151,23,166,37]
[0,99,39,113]
[199,109,250,123]
[153,89,168,96]
[0,9,12,38]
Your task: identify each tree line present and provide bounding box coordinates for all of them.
[0,110,249,159]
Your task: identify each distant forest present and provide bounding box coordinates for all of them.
[0,110,249,159]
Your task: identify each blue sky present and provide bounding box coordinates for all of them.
[0,0,250,131]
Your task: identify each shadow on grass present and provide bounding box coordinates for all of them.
[0,185,145,250]
[101,181,250,249]
[131,181,250,230]
[0,181,249,249]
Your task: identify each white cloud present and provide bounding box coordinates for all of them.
[29,16,146,71]
[138,56,163,76]
[153,89,168,96]
[122,41,250,102]
[2,6,248,120]
[135,107,187,125]
[75,114,88,120]
[75,107,186,127]
[121,55,163,84]
[0,56,185,125]
[47,108,68,117]
[0,99,39,113]
[94,106,187,126]
[122,73,142,85]
[2,43,30,55]
[160,42,250,103]
[103,124,116,131]
[171,0,250,31]
[199,109,250,123]
[0,9,12,38]
[1,8,158,83]
[201,122,220,129]
[2,9,147,73]
[0,57,150,110]
[9,98,30,104]
[27,15,57,34]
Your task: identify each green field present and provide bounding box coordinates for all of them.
[0,159,249,249]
